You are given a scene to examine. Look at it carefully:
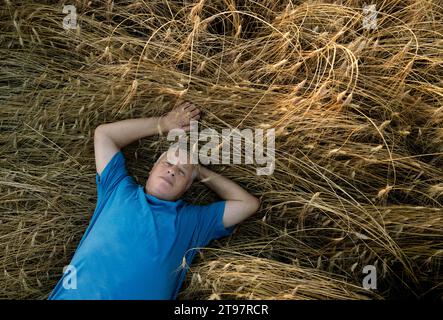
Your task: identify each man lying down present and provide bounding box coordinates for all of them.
[48,101,260,300]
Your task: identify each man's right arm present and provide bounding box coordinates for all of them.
[94,101,201,176]
[94,117,165,176]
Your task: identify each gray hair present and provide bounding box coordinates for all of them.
[155,148,198,186]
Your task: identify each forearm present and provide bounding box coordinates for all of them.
[96,117,168,149]
[198,166,256,202]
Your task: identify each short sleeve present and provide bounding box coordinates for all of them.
[95,150,129,199]
[77,151,129,250]
[189,200,237,246]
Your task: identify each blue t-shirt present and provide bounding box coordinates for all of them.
[48,150,236,300]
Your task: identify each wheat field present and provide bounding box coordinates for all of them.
[0,0,442,299]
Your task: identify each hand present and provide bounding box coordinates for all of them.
[160,101,201,132]
[195,164,212,183]
[195,164,205,182]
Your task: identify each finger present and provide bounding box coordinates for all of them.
[185,103,199,112]
[182,102,193,110]
[182,125,190,132]
[189,109,200,117]
[175,100,186,109]
[191,113,201,121]
[176,101,187,110]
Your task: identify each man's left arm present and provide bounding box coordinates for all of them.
[197,166,260,228]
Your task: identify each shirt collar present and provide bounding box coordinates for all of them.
[142,187,183,207]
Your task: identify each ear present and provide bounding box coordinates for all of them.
[185,175,195,190]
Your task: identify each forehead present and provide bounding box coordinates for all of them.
[160,149,194,169]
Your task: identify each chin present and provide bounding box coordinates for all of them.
[155,194,172,201]
[146,185,175,201]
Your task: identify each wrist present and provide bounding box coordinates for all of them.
[157,116,170,134]
[198,165,213,182]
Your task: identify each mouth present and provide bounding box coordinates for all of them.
[160,176,173,186]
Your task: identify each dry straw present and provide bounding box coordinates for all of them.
[0,0,442,299]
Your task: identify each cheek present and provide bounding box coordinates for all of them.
[150,166,162,176]
[148,172,160,185]
[177,176,188,187]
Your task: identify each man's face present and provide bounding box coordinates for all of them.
[145,151,195,201]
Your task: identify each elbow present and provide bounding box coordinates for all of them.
[94,124,107,136]
[94,125,119,148]
[94,125,104,138]
[94,125,111,142]
[250,196,261,215]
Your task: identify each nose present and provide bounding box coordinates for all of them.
[167,167,175,176]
